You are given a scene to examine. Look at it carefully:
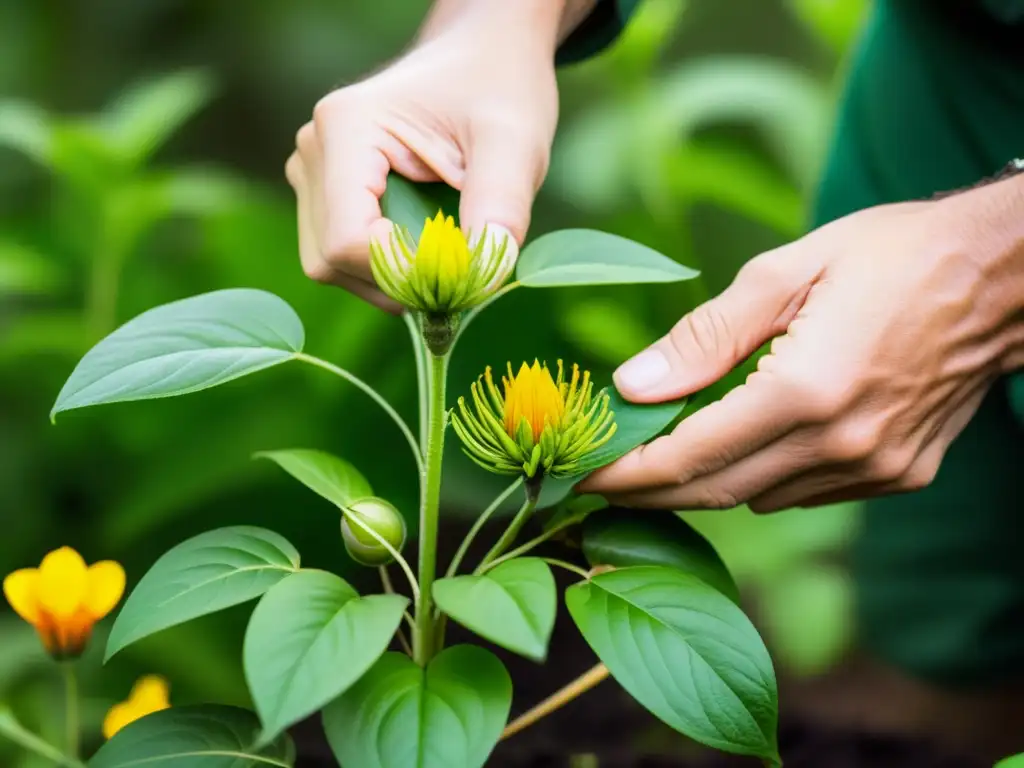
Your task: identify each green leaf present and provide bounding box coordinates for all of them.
[105,526,300,661]
[0,100,52,164]
[51,289,304,419]
[567,566,778,761]
[573,388,688,475]
[254,449,373,510]
[581,508,739,603]
[244,570,408,743]
[541,493,610,533]
[322,645,512,768]
[516,229,698,287]
[98,68,215,166]
[996,754,1024,768]
[381,175,460,240]
[0,241,63,296]
[434,558,556,662]
[88,705,295,768]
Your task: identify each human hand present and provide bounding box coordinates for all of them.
[286,0,574,310]
[580,176,1024,512]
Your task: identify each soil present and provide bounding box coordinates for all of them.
[290,517,990,767]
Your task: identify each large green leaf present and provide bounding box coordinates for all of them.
[254,449,373,510]
[381,175,460,239]
[244,570,407,743]
[434,558,556,662]
[997,755,1024,768]
[52,289,304,419]
[582,508,739,602]
[88,705,295,768]
[322,645,512,768]
[516,229,698,287]
[567,566,778,761]
[574,389,688,475]
[106,526,300,661]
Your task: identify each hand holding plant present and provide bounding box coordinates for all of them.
[14,179,782,767]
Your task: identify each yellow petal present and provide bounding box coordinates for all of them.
[37,548,88,619]
[84,561,125,620]
[102,675,170,740]
[3,569,41,626]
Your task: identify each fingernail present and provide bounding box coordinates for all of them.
[615,348,671,393]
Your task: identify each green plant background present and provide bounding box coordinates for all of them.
[0,0,867,763]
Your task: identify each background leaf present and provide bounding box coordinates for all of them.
[244,570,408,742]
[322,645,512,768]
[381,175,460,239]
[582,508,739,602]
[88,705,295,768]
[434,558,556,662]
[52,289,304,418]
[254,449,373,510]
[516,229,698,288]
[566,566,778,760]
[106,526,300,661]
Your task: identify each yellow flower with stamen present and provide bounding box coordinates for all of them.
[369,211,513,315]
[102,675,171,740]
[3,547,125,660]
[452,360,617,480]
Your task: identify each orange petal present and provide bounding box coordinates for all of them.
[37,547,88,619]
[84,561,125,620]
[3,569,41,626]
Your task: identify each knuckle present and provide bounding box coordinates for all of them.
[302,260,334,284]
[866,448,915,483]
[736,255,787,290]
[294,122,317,153]
[823,420,884,463]
[776,370,849,422]
[284,153,303,187]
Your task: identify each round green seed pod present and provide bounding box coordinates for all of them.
[341,497,407,567]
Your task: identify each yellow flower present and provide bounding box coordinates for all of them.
[3,547,125,660]
[452,360,617,480]
[369,211,513,315]
[102,675,171,740]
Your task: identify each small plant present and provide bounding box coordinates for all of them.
[27,179,781,767]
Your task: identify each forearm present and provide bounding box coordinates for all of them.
[417,0,599,49]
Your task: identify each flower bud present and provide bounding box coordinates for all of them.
[369,212,514,317]
[451,360,617,480]
[341,497,407,567]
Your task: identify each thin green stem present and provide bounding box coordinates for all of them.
[485,512,582,570]
[62,663,78,761]
[0,706,84,767]
[295,352,423,475]
[344,510,419,600]
[402,312,429,451]
[413,351,449,666]
[475,490,539,574]
[445,477,523,579]
[536,557,590,580]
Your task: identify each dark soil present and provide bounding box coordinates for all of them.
[291,518,989,767]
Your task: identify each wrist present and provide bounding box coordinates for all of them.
[936,174,1024,372]
[417,0,594,51]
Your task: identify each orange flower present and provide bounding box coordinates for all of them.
[102,675,171,739]
[3,547,125,659]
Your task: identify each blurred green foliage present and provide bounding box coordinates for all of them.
[0,0,868,761]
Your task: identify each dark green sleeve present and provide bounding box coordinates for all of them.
[555,0,641,66]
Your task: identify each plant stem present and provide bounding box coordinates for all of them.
[413,351,448,666]
[0,707,84,768]
[62,663,78,760]
[535,557,590,580]
[502,664,610,740]
[296,352,423,475]
[402,312,429,451]
[445,477,523,578]
[485,513,581,570]
[475,489,539,574]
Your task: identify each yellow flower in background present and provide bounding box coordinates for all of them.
[3,547,125,660]
[370,211,513,314]
[102,675,171,740]
[452,360,617,480]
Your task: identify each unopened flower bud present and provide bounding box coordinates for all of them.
[341,497,407,567]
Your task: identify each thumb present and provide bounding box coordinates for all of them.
[459,121,548,246]
[614,250,813,402]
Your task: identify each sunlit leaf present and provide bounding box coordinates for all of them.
[517,229,698,287]
[52,289,304,419]
[254,449,373,510]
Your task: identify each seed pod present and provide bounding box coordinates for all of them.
[341,497,407,567]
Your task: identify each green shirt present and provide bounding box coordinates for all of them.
[564,0,1024,685]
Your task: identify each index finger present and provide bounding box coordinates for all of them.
[579,376,800,494]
